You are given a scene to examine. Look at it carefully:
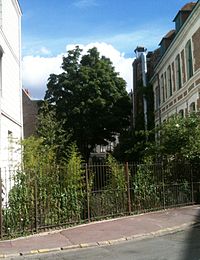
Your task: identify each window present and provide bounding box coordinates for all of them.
[160,74,165,103]
[185,40,193,80]
[167,66,172,97]
[175,15,181,32]
[155,86,160,110]
[178,109,184,117]
[189,102,195,113]
[100,145,106,153]
[164,72,167,100]
[175,54,182,90]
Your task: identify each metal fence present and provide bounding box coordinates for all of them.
[0,162,199,239]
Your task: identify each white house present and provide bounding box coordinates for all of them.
[0,0,23,189]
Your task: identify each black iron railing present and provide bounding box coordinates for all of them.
[0,162,199,239]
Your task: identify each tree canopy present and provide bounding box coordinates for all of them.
[113,112,200,164]
[42,46,131,160]
[154,113,200,163]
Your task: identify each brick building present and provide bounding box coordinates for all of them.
[151,1,200,126]
[22,89,40,138]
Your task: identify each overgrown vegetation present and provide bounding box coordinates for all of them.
[132,158,161,211]
[89,155,127,218]
[4,139,86,236]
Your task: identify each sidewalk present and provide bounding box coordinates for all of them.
[0,205,199,258]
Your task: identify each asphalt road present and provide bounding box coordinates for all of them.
[9,225,200,260]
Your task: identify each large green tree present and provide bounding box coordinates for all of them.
[43,46,131,161]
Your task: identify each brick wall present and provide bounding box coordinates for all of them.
[22,90,40,138]
[192,27,200,72]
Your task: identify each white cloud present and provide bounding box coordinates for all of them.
[22,54,63,99]
[40,47,51,55]
[22,42,134,99]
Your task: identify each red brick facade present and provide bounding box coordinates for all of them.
[192,27,200,72]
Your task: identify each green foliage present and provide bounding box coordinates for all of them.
[116,112,200,164]
[44,46,131,161]
[155,113,200,162]
[135,83,155,132]
[107,155,127,192]
[59,144,85,220]
[113,128,154,163]
[37,101,71,161]
[5,140,86,235]
[113,83,154,163]
[90,155,127,217]
[22,136,55,170]
[4,169,35,234]
[132,158,160,211]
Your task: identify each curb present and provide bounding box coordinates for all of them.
[0,221,197,258]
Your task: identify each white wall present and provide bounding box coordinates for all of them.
[0,0,22,179]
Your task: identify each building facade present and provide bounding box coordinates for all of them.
[0,0,23,176]
[132,47,159,132]
[151,1,200,126]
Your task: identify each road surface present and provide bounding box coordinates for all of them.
[9,225,200,260]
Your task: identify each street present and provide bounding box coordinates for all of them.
[9,225,200,260]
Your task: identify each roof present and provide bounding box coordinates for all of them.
[159,30,176,45]
[163,30,176,39]
[150,0,200,83]
[181,2,196,11]
[173,2,196,21]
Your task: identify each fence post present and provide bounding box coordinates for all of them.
[125,162,131,214]
[85,164,90,222]
[191,165,194,204]
[162,164,166,210]
[0,169,2,239]
[34,174,38,233]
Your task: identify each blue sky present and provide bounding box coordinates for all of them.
[19,0,194,99]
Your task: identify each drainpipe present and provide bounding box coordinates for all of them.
[0,48,3,172]
[141,52,148,138]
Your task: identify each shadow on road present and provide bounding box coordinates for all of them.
[182,205,200,260]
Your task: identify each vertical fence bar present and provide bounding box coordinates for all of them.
[191,165,194,204]
[0,168,2,239]
[162,164,166,210]
[34,174,38,233]
[85,163,90,222]
[125,162,131,214]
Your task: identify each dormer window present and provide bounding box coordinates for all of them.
[173,2,196,32]
[159,30,176,56]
